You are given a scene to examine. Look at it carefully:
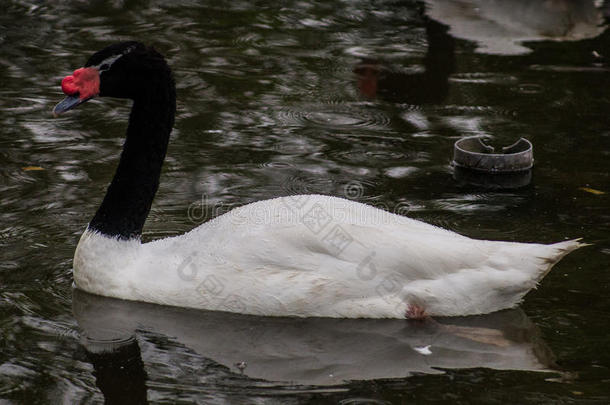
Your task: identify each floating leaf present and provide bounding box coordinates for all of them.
[22,166,44,171]
[579,187,605,195]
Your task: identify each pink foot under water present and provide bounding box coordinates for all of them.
[405,304,428,320]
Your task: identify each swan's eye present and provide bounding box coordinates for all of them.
[100,63,110,71]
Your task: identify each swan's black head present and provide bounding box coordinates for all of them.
[53,41,172,115]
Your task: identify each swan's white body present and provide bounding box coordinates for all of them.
[74,194,583,318]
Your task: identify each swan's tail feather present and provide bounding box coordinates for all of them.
[536,238,589,279]
[400,238,588,317]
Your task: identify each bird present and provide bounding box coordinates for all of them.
[54,42,585,319]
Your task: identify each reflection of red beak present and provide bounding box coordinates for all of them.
[355,65,379,98]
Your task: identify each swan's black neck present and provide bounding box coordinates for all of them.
[89,68,175,240]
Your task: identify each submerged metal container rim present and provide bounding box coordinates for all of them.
[453,136,534,173]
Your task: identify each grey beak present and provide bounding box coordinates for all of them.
[53,95,90,116]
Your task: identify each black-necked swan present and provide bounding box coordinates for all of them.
[54,42,585,319]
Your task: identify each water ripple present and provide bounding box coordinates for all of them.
[276,102,391,131]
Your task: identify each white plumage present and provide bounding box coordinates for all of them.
[74,194,584,318]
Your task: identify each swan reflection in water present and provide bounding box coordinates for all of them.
[354,17,455,103]
[354,0,608,103]
[424,0,607,55]
[74,288,558,401]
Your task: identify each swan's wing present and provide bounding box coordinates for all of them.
[180,195,476,277]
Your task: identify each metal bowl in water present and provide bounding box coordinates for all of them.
[453,136,533,173]
[452,136,533,189]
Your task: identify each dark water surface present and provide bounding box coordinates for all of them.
[1,0,610,403]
